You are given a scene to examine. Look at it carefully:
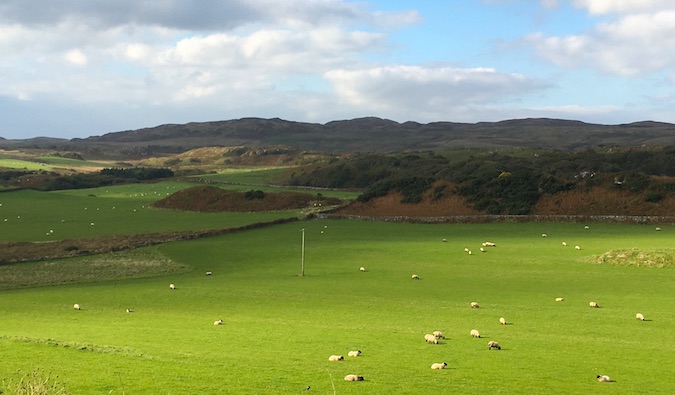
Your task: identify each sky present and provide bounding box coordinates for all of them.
[1,0,675,139]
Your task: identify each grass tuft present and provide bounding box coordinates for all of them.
[2,368,68,395]
[592,248,674,268]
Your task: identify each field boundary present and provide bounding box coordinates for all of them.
[315,213,675,224]
[0,217,299,264]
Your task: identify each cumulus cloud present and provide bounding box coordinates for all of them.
[527,4,675,76]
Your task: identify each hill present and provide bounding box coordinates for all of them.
[1,117,674,159]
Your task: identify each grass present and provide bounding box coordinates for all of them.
[0,220,673,394]
[0,182,303,242]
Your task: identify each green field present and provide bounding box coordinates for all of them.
[0,214,672,394]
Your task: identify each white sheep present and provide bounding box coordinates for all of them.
[655,227,661,231]
[433,330,445,339]
[584,225,590,229]
[169,283,176,290]
[555,297,564,302]
[411,274,420,280]
[348,350,362,357]
[482,242,496,247]
[359,267,366,272]
[468,250,472,255]
[344,374,364,381]
[442,238,448,242]
[575,245,581,250]
[596,375,612,382]
[470,329,480,338]
[589,301,599,308]
[206,271,213,276]
[464,247,469,252]
[499,317,507,325]
[480,247,485,252]
[541,233,548,237]
[328,355,344,361]
[126,308,134,313]
[562,242,567,246]
[488,340,501,350]
[431,362,448,369]
[213,319,223,326]
[470,302,479,308]
[73,303,81,310]
[635,313,645,321]
[424,334,439,344]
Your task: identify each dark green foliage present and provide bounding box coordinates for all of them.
[244,190,265,200]
[286,147,675,215]
[99,167,174,180]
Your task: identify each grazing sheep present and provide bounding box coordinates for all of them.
[464,248,469,253]
[541,233,548,237]
[655,227,661,231]
[424,334,439,344]
[636,313,645,321]
[431,362,448,369]
[73,304,81,310]
[470,329,481,338]
[488,341,501,350]
[468,250,472,255]
[169,283,176,290]
[470,302,479,308]
[433,331,445,339]
[359,267,366,272]
[206,271,213,276]
[480,247,486,252]
[442,238,448,242]
[213,319,223,326]
[126,308,134,313]
[584,225,590,229]
[499,317,507,325]
[589,301,599,308]
[348,350,362,357]
[555,297,564,302]
[596,375,612,382]
[411,274,420,280]
[482,242,496,247]
[328,355,344,361]
[562,242,567,246]
[575,245,581,250]
[344,374,364,381]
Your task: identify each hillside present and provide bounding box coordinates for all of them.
[1,117,674,159]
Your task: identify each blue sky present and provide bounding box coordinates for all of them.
[1,0,674,139]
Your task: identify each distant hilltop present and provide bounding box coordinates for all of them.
[1,117,674,159]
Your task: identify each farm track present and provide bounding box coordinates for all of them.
[0,217,299,264]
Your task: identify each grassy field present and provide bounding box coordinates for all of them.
[0,182,306,242]
[0,219,672,394]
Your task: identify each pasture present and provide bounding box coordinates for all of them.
[1,217,673,394]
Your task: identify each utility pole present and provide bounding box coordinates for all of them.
[301,228,305,277]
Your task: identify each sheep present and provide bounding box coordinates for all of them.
[126,308,134,313]
[433,330,445,339]
[470,302,479,308]
[555,297,564,302]
[488,341,501,350]
[562,241,567,246]
[206,271,213,276]
[468,250,472,255]
[348,350,362,357]
[464,248,469,252]
[499,317,507,325]
[480,247,485,252]
[424,334,439,344]
[541,233,548,237]
[470,329,481,338]
[636,313,645,321]
[169,283,176,290]
[596,375,612,382]
[655,227,661,231]
[584,225,590,229]
[411,274,420,280]
[344,374,364,381]
[213,319,223,326]
[431,362,448,369]
[359,266,366,272]
[442,238,448,242]
[589,301,599,308]
[328,355,344,361]
[575,245,581,250]
[73,303,81,310]
[482,242,496,247]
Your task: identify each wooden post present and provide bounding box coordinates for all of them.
[301,228,305,277]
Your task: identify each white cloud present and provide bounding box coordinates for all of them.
[63,49,88,66]
[571,0,666,15]
[527,5,675,76]
[325,66,548,121]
